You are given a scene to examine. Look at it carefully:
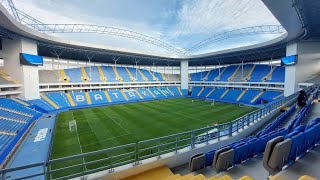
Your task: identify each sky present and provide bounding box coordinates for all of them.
[10,0,284,57]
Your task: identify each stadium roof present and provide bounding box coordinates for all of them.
[0,0,318,66]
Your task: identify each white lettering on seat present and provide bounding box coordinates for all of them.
[94,94,103,101]
[76,95,85,102]
[153,90,160,95]
[128,92,136,97]
[141,91,148,96]
[162,90,169,94]
[112,93,119,98]
[34,128,48,142]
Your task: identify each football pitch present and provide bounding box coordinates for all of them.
[50,98,255,176]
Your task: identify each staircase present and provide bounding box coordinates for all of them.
[138,69,149,82]
[85,92,92,105]
[177,87,183,96]
[66,93,76,106]
[251,91,264,103]
[206,89,215,97]
[197,87,205,96]
[97,66,107,82]
[40,94,59,109]
[232,65,252,82]
[125,67,136,82]
[214,67,226,81]
[11,98,29,106]
[59,69,69,83]
[228,65,240,81]
[103,91,112,102]
[122,165,259,180]
[147,89,156,98]
[262,66,276,82]
[0,70,16,83]
[237,90,247,101]
[81,67,89,82]
[135,90,144,99]
[161,73,167,81]
[148,70,158,81]
[112,66,123,82]
[245,64,256,81]
[166,87,175,96]
[120,90,129,101]
[202,70,211,81]
[158,88,167,97]
[220,89,229,98]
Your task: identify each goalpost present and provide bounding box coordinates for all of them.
[69,120,77,132]
[211,100,215,106]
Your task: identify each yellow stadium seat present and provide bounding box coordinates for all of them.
[216,175,233,180]
[190,174,207,180]
[238,176,254,180]
[269,176,287,180]
[298,175,318,180]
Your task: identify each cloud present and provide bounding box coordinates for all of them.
[171,0,280,36]
[9,0,283,57]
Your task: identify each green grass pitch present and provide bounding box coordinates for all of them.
[49,98,255,177]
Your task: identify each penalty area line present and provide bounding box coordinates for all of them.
[101,111,130,135]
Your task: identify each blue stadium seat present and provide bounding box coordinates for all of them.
[71,92,89,106]
[108,89,128,102]
[247,65,269,82]
[101,66,117,82]
[89,91,110,104]
[217,66,238,81]
[149,88,167,98]
[46,92,70,108]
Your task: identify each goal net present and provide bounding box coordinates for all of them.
[69,120,77,132]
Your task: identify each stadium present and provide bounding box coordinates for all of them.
[0,0,319,179]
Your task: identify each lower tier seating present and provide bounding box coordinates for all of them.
[0,98,42,164]
[188,86,319,177]
[30,87,184,112]
[191,87,283,105]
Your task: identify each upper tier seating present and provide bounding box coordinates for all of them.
[266,66,285,82]
[216,66,238,81]
[39,66,171,83]
[0,70,17,84]
[247,65,270,82]
[231,64,253,82]
[189,64,284,82]
[30,87,184,112]
[0,98,41,164]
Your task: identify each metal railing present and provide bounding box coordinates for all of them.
[1,85,316,180]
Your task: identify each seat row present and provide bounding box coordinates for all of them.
[190,64,284,82]
[54,66,169,83]
[263,118,320,175]
[189,86,319,177]
[191,87,283,105]
[30,87,184,112]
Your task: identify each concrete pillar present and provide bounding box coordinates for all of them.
[284,41,320,96]
[2,37,40,100]
[180,60,189,95]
